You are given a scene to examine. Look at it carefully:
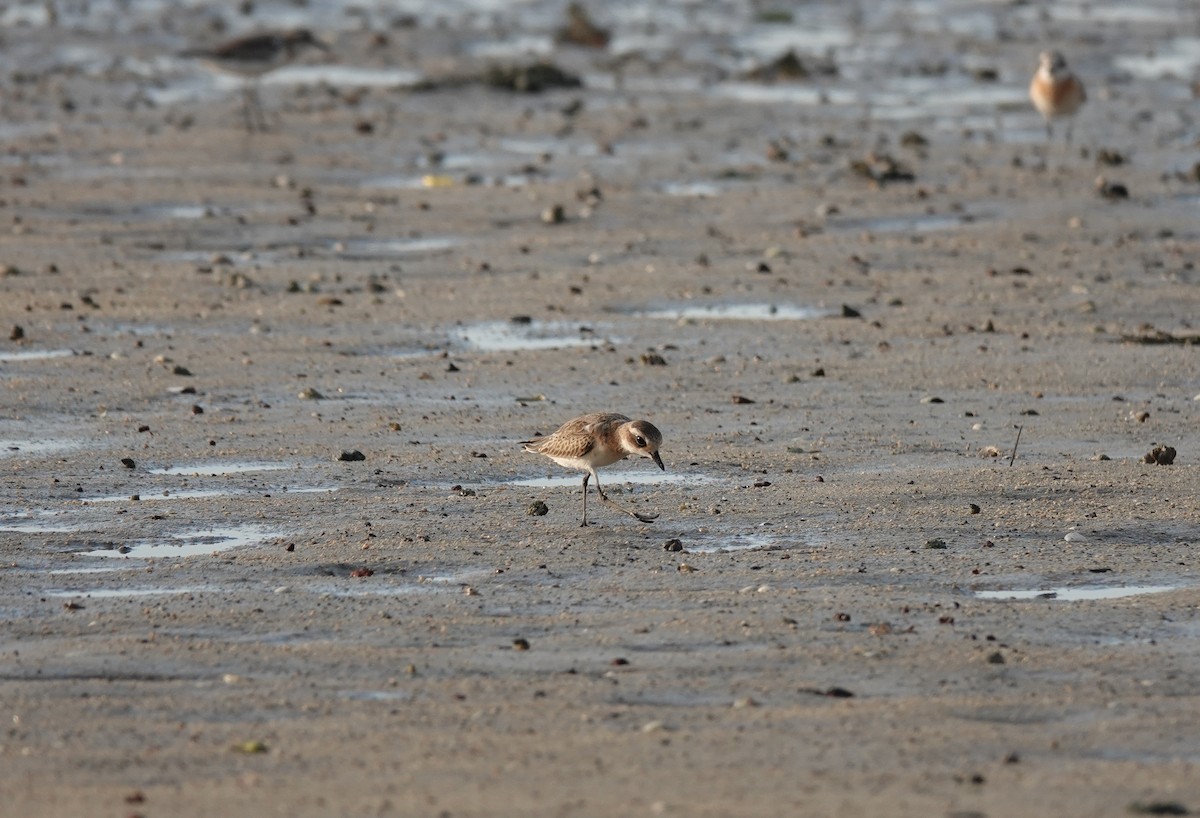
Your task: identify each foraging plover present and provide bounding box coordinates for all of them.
[181,29,329,132]
[522,412,664,526]
[1029,51,1086,144]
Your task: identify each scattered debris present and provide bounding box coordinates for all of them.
[527,501,549,516]
[231,740,269,754]
[485,62,582,93]
[1120,328,1200,345]
[1128,802,1190,816]
[742,49,837,82]
[1095,176,1129,200]
[338,450,366,462]
[799,686,854,698]
[1144,445,1176,465]
[849,153,915,185]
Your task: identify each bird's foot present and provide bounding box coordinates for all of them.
[597,493,658,524]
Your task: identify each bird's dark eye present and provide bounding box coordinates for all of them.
[635,436,646,447]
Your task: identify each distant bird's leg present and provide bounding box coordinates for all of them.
[241,82,268,132]
[592,470,659,524]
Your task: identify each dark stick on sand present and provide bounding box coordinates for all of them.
[1009,425,1023,467]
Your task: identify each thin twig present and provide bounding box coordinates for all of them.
[1009,425,1024,467]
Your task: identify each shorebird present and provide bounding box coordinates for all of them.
[182,29,329,132]
[522,412,665,526]
[1029,51,1086,144]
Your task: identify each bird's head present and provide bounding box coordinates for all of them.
[621,420,665,470]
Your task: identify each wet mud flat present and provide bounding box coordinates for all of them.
[3,1,1200,816]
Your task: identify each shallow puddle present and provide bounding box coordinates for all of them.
[1,438,83,457]
[140,204,211,220]
[713,82,857,106]
[736,23,855,54]
[831,213,977,235]
[975,585,1178,602]
[333,237,457,259]
[47,566,128,575]
[511,471,715,488]
[456,320,614,352]
[85,488,234,503]
[659,182,723,198]
[683,533,781,554]
[85,524,278,559]
[0,349,75,362]
[45,587,204,599]
[638,303,828,321]
[262,65,421,88]
[0,519,82,534]
[1115,37,1200,78]
[148,462,293,476]
[467,35,554,60]
[338,689,414,703]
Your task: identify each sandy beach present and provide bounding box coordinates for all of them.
[2,2,1199,815]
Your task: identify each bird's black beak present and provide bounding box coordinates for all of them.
[651,451,664,471]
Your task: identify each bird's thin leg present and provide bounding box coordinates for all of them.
[241,86,254,132]
[242,83,268,132]
[580,473,589,527]
[593,470,659,524]
[1065,120,1074,147]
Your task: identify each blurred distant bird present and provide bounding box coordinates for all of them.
[182,29,329,132]
[556,3,610,49]
[1029,51,1086,144]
